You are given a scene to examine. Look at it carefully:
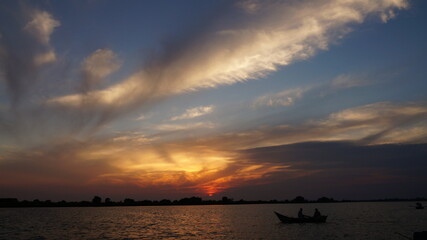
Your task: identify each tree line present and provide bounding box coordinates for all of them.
[1,196,425,208]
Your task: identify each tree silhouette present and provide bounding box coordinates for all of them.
[222,196,233,203]
[317,197,334,203]
[92,196,102,204]
[160,199,171,204]
[179,196,202,204]
[292,196,306,203]
[124,198,135,204]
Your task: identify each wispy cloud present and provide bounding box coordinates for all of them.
[320,102,427,126]
[252,87,308,108]
[236,0,262,14]
[0,8,60,106]
[251,73,373,108]
[185,102,427,150]
[154,121,215,131]
[171,105,215,121]
[331,74,366,88]
[112,132,151,144]
[44,0,408,133]
[135,114,147,121]
[0,1,409,143]
[80,49,122,92]
[1,101,425,199]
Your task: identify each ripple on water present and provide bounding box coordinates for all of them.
[0,203,426,240]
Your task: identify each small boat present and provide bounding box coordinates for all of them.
[416,203,424,209]
[274,211,327,223]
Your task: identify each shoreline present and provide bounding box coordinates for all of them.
[1,197,425,208]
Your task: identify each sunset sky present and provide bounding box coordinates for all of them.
[1,0,427,201]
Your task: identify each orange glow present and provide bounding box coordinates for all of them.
[186,164,290,197]
[88,147,291,196]
[199,183,225,197]
[5,135,294,196]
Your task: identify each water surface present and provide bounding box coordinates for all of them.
[1,202,426,239]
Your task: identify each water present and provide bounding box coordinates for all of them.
[1,202,426,240]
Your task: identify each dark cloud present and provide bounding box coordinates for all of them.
[241,141,427,172]
[0,140,117,186]
[1,135,426,200]
[223,141,427,199]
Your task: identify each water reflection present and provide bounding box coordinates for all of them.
[0,202,426,239]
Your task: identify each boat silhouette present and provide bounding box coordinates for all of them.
[274,211,327,223]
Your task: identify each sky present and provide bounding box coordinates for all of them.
[0,0,427,202]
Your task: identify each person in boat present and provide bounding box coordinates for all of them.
[313,208,321,218]
[313,208,322,218]
[298,208,307,218]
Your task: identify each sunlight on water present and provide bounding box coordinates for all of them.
[1,202,426,239]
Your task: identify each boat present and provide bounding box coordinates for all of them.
[416,202,424,209]
[274,211,327,223]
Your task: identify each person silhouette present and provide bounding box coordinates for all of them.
[313,208,321,218]
[298,208,305,218]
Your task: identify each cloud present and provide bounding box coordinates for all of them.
[80,49,122,91]
[0,1,419,200]
[154,121,215,131]
[45,0,409,131]
[135,114,146,121]
[171,105,215,121]
[380,9,398,23]
[24,10,60,45]
[0,1,409,139]
[2,110,425,200]
[0,132,293,198]
[112,136,151,144]
[318,102,427,144]
[323,103,408,124]
[24,10,60,67]
[183,102,427,150]
[330,74,372,89]
[231,141,427,199]
[33,50,56,66]
[251,73,377,109]
[0,136,234,197]
[0,7,60,106]
[0,140,118,187]
[236,0,262,14]
[252,87,308,108]
[1,101,425,199]
[240,141,427,171]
